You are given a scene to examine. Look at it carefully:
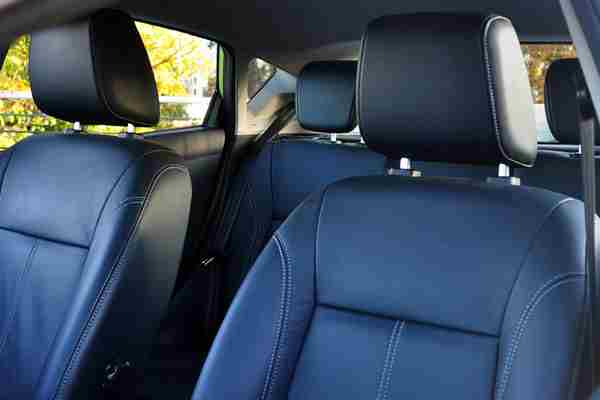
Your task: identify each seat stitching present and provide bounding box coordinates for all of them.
[89,150,182,244]
[499,198,574,327]
[0,239,39,357]
[53,165,188,400]
[383,321,405,400]
[495,273,584,399]
[376,320,405,400]
[260,233,292,400]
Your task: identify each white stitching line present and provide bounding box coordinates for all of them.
[260,234,293,400]
[54,165,188,400]
[376,320,405,400]
[495,273,584,399]
[482,16,531,168]
[0,239,38,357]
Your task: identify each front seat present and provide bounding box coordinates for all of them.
[192,14,589,400]
[0,10,192,400]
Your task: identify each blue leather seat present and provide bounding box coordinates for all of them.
[0,10,192,399]
[192,14,589,400]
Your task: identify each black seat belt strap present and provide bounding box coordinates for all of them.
[202,101,296,264]
[574,68,600,395]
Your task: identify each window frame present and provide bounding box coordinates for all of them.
[247,58,277,103]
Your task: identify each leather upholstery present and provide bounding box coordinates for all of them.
[0,134,191,399]
[357,14,537,167]
[29,9,159,126]
[193,13,589,400]
[194,176,586,400]
[296,61,357,133]
[545,58,599,144]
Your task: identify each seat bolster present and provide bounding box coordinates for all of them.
[496,199,587,400]
[193,191,323,400]
[35,149,192,399]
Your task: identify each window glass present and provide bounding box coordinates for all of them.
[247,58,276,100]
[0,23,218,149]
[241,59,295,135]
[521,44,577,143]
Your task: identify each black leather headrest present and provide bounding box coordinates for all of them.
[296,61,357,133]
[29,9,159,126]
[357,14,537,167]
[545,58,599,144]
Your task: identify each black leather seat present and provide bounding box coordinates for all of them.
[0,10,192,399]
[192,14,589,400]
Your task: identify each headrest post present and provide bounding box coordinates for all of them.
[330,133,338,143]
[487,163,521,186]
[73,121,82,133]
[386,157,422,177]
[498,163,511,178]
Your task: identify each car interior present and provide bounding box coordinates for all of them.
[1,0,600,399]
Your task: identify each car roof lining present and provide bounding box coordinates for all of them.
[121,0,571,74]
[0,0,571,75]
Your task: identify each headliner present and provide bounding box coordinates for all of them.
[125,0,569,73]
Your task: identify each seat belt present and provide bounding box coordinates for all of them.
[200,101,296,268]
[573,67,600,397]
[165,102,296,346]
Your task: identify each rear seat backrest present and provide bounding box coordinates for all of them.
[222,61,380,302]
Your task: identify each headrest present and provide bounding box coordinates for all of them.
[29,9,159,126]
[545,58,599,144]
[357,14,537,167]
[296,61,357,132]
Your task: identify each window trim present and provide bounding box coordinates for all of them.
[247,58,277,103]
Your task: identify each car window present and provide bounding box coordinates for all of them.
[248,58,276,100]
[0,23,218,150]
[241,58,296,135]
[521,44,577,143]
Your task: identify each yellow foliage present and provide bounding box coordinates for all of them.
[522,44,577,103]
[136,22,217,97]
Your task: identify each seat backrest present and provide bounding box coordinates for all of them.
[0,10,192,399]
[193,14,589,400]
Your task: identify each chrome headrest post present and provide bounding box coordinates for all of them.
[487,163,521,186]
[73,121,82,133]
[498,163,511,178]
[121,123,140,139]
[386,157,422,177]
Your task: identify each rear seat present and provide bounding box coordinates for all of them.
[222,58,600,308]
[221,61,382,303]
[220,61,498,306]
[516,58,600,202]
